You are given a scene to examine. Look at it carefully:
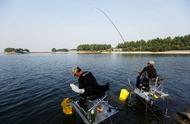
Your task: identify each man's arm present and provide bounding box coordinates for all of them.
[139,67,147,76]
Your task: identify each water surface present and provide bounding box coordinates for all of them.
[0,53,190,124]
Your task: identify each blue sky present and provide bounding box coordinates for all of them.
[0,0,190,52]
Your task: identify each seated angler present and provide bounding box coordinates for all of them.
[70,67,109,109]
[136,60,157,91]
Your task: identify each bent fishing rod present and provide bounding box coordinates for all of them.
[95,8,126,42]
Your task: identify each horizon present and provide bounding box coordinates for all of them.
[1,33,190,53]
[1,0,190,52]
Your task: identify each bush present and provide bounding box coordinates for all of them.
[77,44,112,51]
[116,34,190,51]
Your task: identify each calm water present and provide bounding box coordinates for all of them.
[0,53,190,124]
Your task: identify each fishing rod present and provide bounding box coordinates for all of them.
[95,8,126,42]
[96,8,136,91]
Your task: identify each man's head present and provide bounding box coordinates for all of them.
[72,67,83,77]
[147,60,155,66]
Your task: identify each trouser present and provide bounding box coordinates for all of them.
[136,76,142,88]
[136,76,150,91]
[78,96,88,110]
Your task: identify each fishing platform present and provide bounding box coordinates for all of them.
[72,93,119,124]
[133,76,169,103]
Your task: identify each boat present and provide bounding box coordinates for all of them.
[72,93,119,124]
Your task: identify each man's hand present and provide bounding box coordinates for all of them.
[70,83,85,94]
[70,83,78,90]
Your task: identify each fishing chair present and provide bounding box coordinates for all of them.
[149,76,164,86]
[74,83,110,122]
[74,94,108,115]
[87,93,108,113]
[149,77,165,92]
[88,82,109,101]
[82,83,109,119]
[148,76,169,99]
[141,75,164,92]
[87,82,110,108]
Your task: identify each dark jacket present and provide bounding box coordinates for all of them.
[140,66,157,79]
[79,71,99,97]
[78,71,109,99]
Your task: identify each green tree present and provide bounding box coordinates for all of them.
[4,48,30,53]
[51,48,56,52]
[116,34,190,52]
[56,48,69,52]
[4,48,15,52]
[77,44,111,51]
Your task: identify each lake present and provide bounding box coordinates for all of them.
[0,53,190,124]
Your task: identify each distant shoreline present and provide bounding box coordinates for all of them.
[111,50,190,54]
[73,50,190,54]
[1,50,190,55]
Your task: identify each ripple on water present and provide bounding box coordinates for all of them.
[0,54,190,124]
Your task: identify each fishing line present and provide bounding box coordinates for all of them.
[95,7,136,83]
[95,8,126,42]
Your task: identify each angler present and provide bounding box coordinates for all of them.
[70,67,109,109]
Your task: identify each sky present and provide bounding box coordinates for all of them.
[0,0,190,52]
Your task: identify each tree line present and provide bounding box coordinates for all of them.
[51,48,69,52]
[77,44,112,51]
[117,34,190,52]
[4,48,30,53]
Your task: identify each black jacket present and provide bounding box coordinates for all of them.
[78,71,109,99]
[140,66,157,79]
[78,71,99,96]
